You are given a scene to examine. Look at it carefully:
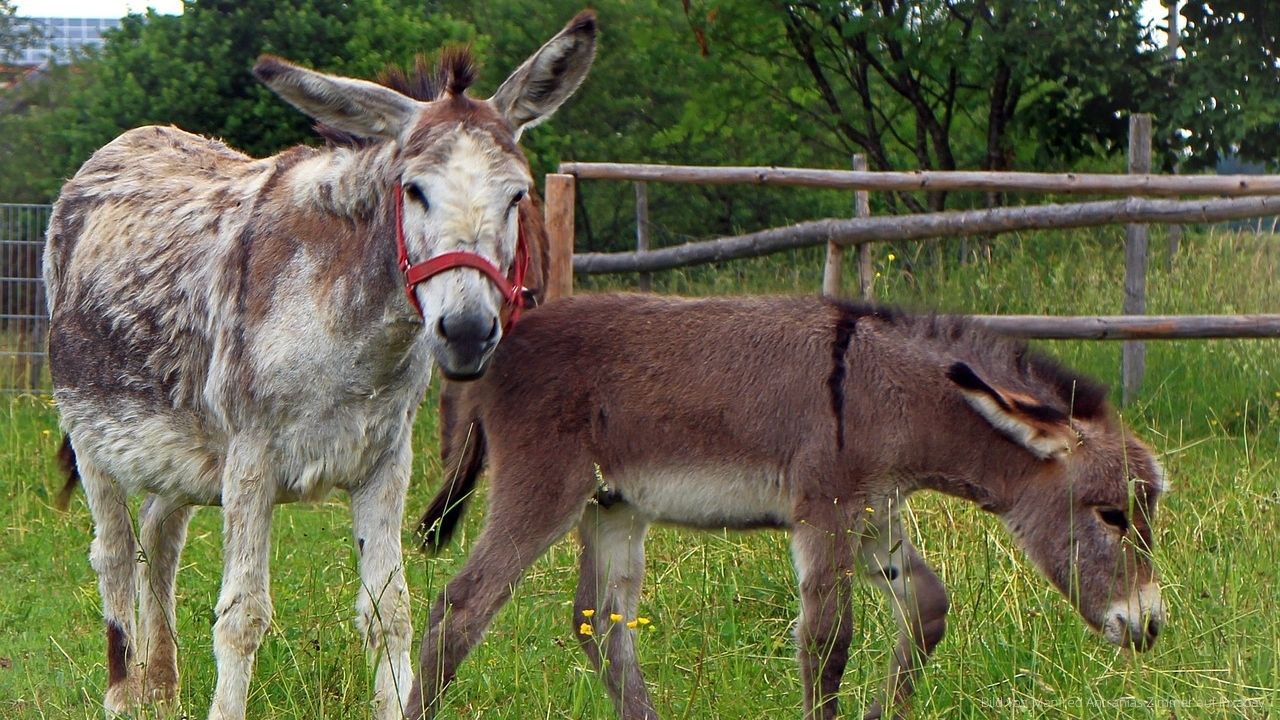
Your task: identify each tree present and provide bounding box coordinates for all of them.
[0,0,478,201]
[1171,1,1279,171]
[436,0,850,253]
[0,0,40,64]
[689,1,1161,211]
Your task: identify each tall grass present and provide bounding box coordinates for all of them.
[1,228,1276,718]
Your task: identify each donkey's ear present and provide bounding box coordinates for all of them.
[947,362,1077,460]
[488,10,597,137]
[254,55,418,140]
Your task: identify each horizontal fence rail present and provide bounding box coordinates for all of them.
[571,195,1280,275]
[971,315,1280,340]
[547,116,1280,404]
[560,162,1280,197]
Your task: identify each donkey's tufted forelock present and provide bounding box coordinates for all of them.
[316,48,481,149]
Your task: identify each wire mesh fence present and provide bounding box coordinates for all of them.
[1,203,52,393]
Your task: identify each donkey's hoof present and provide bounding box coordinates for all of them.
[103,675,144,714]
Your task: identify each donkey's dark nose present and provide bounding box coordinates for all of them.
[433,312,501,381]
[436,313,499,345]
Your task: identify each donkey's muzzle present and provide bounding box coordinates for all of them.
[434,312,500,380]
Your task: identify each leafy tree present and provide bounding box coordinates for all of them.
[1171,1,1279,171]
[692,1,1163,211]
[0,0,477,201]
[436,0,851,252]
[0,0,40,64]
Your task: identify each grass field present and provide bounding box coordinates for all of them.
[1,228,1277,718]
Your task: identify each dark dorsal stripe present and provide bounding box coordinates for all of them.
[826,299,900,451]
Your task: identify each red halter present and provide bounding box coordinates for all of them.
[395,184,530,331]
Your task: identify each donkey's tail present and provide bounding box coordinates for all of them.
[417,388,487,554]
[55,432,80,511]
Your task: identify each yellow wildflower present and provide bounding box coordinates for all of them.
[609,613,623,623]
[887,253,896,262]
[626,620,639,629]
[581,609,595,618]
[637,617,651,626]
[578,623,594,637]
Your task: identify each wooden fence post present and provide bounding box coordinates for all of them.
[822,181,845,296]
[545,173,576,301]
[1123,114,1152,405]
[852,155,873,299]
[635,182,651,292]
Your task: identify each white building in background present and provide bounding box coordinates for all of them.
[15,17,122,67]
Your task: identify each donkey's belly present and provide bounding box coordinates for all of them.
[611,464,792,530]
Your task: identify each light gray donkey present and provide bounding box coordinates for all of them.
[413,293,1167,720]
[43,12,596,719]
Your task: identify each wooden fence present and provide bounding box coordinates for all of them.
[542,115,1280,403]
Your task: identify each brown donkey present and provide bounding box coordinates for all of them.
[44,13,595,720]
[412,293,1167,719]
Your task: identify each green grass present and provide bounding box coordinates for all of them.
[2,228,1278,718]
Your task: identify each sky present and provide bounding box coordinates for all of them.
[19,0,1172,24]
[14,0,184,18]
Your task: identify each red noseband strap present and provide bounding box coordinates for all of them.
[395,184,530,331]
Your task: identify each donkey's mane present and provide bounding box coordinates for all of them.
[826,298,1110,420]
[315,47,479,147]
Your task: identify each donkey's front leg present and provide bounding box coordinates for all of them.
[350,443,414,719]
[574,502,656,720]
[859,502,949,720]
[406,467,588,719]
[791,521,859,720]
[209,441,277,720]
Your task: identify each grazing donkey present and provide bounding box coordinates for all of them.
[412,293,1167,720]
[44,12,596,719]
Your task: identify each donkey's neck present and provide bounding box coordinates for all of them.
[285,143,398,219]
[906,396,1042,515]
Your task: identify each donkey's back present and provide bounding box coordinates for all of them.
[46,125,275,312]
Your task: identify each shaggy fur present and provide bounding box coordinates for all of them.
[46,12,596,720]
[412,293,1166,720]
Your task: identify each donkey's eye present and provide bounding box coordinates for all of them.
[509,190,527,209]
[404,183,429,209]
[1095,507,1130,534]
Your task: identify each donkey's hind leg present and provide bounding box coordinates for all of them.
[406,464,591,720]
[791,519,860,720]
[858,499,948,720]
[137,493,195,704]
[81,461,142,712]
[574,502,656,720]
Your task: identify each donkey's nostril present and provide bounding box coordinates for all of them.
[437,313,499,346]
[1147,619,1161,638]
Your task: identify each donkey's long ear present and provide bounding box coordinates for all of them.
[947,362,1077,460]
[254,55,418,140]
[489,10,597,137]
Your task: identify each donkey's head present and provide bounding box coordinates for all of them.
[948,362,1166,651]
[253,12,596,379]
